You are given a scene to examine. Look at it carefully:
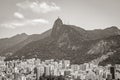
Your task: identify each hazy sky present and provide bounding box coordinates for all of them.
[0,0,120,38]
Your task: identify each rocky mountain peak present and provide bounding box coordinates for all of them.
[104,26,120,36]
[105,26,119,31]
[20,33,28,36]
[12,33,28,38]
[51,17,63,39]
[54,17,63,26]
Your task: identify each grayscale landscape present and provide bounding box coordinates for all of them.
[0,0,120,80]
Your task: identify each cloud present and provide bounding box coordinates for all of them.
[1,22,25,29]
[16,1,60,13]
[14,12,24,19]
[32,19,49,23]
[1,19,49,29]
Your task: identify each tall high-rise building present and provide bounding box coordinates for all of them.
[44,66,50,76]
[110,66,116,79]
[36,65,45,80]
[36,67,41,80]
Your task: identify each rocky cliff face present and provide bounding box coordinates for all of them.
[51,18,63,39]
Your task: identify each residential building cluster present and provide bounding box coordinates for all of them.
[0,57,120,80]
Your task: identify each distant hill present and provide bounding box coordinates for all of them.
[0,29,52,56]
[87,26,120,40]
[2,18,120,66]
[0,33,28,54]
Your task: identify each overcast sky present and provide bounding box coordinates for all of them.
[0,0,120,38]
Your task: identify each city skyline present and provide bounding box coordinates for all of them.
[0,0,120,38]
